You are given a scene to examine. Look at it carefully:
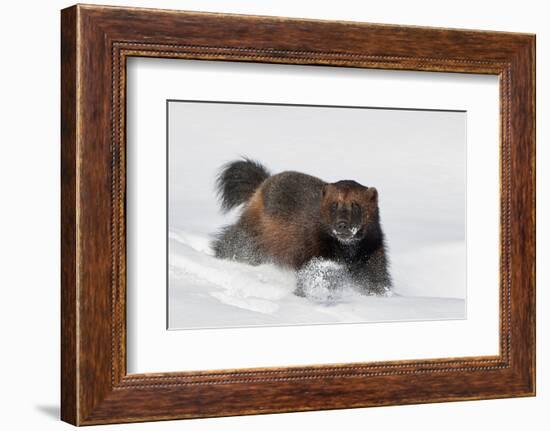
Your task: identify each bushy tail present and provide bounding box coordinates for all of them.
[215,158,270,212]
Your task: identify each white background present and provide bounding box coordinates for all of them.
[128,61,499,373]
[0,0,546,430]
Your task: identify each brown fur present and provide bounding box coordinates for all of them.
[241,189,322,268]
[236,178,380,270]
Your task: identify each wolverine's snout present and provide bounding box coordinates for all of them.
[330,204,362,243]
[336,220,349,231]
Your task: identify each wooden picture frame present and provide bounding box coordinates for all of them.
[61,4,535,425]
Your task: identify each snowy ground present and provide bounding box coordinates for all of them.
[168,228,465,329]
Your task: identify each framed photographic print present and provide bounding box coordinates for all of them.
[61,4,536,425]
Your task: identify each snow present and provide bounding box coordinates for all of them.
[168,228,465,329]
[295,258,356,301]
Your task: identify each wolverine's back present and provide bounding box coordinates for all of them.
[260,171,326,221]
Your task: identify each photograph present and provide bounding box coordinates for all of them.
[52,2,536,426]
[167,100,467,329]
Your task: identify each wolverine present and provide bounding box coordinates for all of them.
[211,158,392,295]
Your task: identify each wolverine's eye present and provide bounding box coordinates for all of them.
[330,202,338,212]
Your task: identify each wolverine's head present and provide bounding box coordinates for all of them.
[320,180,379,244]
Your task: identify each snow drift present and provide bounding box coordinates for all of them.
[168,228,465,329]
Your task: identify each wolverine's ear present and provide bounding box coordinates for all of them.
[365,187,378,202]
[321,184,328,197]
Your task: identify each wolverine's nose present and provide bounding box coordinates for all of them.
[336,221,348,230]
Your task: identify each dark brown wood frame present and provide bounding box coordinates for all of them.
[61,4,536,426]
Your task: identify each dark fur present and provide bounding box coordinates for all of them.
[212,158,392,295]
[215,157,271,212]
